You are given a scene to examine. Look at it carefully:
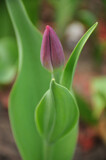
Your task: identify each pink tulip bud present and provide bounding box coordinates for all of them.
[40,25,65,71]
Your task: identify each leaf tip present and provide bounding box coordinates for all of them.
[95,22,98,27]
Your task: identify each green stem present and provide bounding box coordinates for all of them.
[43,140,53,160]
[51,72,55,79]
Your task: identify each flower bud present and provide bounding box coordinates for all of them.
[40,25,65,71]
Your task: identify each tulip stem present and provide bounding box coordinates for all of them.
[51,72,55,79]
[43,140,53,160]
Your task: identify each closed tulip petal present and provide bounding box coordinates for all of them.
[40,25,65,71]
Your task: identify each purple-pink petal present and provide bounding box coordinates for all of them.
[40,25,65,71]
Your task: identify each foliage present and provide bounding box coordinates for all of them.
[0,0,41,85]
[6,0,50,160]
[60,22,98,90]
[35,80,79,160]
[5,0,97,160]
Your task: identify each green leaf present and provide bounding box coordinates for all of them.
[35,79,79,160]
[35,79,79,143]
[60,22,98,90]
[0,37,18,84]
[5,0,50,160]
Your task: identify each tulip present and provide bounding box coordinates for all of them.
[40,25,65,71]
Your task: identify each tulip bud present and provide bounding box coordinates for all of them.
[40,25,65,71]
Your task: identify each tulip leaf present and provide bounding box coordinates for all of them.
[6,0,50,160]
[35,79,79,160]
[0,37,18,84]
[6,1,79,160]
[35,79,79,143]
[60,22,98,90]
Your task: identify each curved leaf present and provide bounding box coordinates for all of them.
[35,79,79,160]
[0,37,18,84]
[35,79,79,143]
[6,1,79,160]
[60,22,98,90]
[6,0,50,160]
